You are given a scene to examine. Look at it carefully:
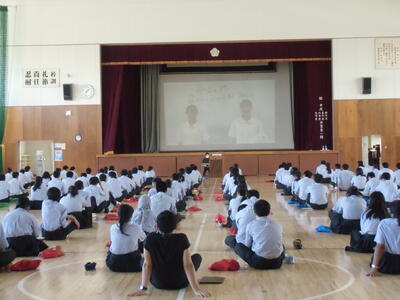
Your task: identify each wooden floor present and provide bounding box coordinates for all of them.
[0,176,399,300]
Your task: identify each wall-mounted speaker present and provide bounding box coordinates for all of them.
[63,84,73,100]
[362,77,371,95]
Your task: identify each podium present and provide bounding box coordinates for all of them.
[209,157,223,178]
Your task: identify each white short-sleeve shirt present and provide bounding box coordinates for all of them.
[375,218,400,254]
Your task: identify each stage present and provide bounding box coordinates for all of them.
[96,150,339,177]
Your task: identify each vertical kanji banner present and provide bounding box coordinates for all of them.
[0,6,7,172]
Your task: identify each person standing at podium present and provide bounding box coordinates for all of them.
[202,153,210,177]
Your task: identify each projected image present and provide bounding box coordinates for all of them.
[160,63,293,151]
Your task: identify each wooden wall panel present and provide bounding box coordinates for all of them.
[299,153,339,173]
[176,155,204,173]
[258,154,299,175]
[334,99,400,170]
[97,157,136,173]
[3,105,102,173]
[135,156,176,177]
[222,154,259,176]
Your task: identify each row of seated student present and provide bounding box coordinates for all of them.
[0,164,215,297]
[274,160,400,276]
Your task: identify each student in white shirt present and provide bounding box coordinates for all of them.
[378,162,395,183]
[183,167,194,196]
[84,176,110,213]
[330,163,341,188]
[3,197,49,256]
[363,172,380,197]
[9,172,25,198]
[337,164,354,191]
[76,173,89,188]
[321,162,333,183]
[41,187,80,240]
[5,168,12,183]
[42,171,51,187]
[131,168,142,195]
[281,167,298,196]
[62,171,75,196]
[296,170,314,203]
[375,172,398,203]
[47,171,63,193]
[171,173,184,202]
[145,166,156,186]
[29,176,47,210]
[0,222,15,269]
[106,204,146,273]
[275,163,290,190]
[107,172,124,202]
[75,180,92,228]
[222,167,233,189]
[60,185,91,229]
[60,165,69,180]
[69,166,78,179]
[137,165,146,187]
[228,185,247,227]
[190,165,202,187]
[0,174,10,203]
[289,170,302,203]
[234,200,284,269]
[86,168,93,180]
[394,163,400,188]
[346,191,389,253]
[119,169,135,198]
[18,169,29,189]
[368,200,400,276]
[132,195,156,234]
[24,166,35,185]
[330,186,366,234]
[351,168,367,191]
[150,181,177,218]
[316,161,327,176]
[307,174,329,210]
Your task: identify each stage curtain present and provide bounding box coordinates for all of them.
[140,65,160,153]
[102,65,142,154]
[293,61,332,150]
[0,6,7,172]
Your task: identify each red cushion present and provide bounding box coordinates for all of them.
[105,241,112,248]
[124,197,138,203]
[104,214,119,221]
[10,259,41,271]
[193,195,203,201]
[215,213,227,224]
[215,190,223,195]
[40,246,64,259]
[229,227,238,235]
[209,259,240,271]
[187,206,202,212]
[215,196,225,202]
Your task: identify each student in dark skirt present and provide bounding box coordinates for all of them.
[29,176,47,210]
[329,186,366,234]
[41,187,80,240]
[3,197,49,256]
[346,191,389,253]
[367,200,400,276]
[0,222,15,270]
[106,204,146,273]
[128,211,210,297]
[60,186,91,229]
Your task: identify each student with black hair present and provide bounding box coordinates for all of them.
[62,171,75,196]
[145,166,156,186]
[106,204,146,273]
[190,165,202,186]
[295,170,314,204]
[330,186,366,234]
[128,210,210,297]
[346,191,389,253]
[330,163,342,188]
[48,171,63,192]
[107,171,124,202]
[76,172,89,188]
[131,168,142,195]
[363,172,380,198]
[351,168,367,191]
[132,195,156,234]
[368,200,400,276]
[119,169,135,198]
[281,167,298,196]
[171,173,184,201]
[86,168,93,180]
[394,162,400,187]
[41,187,79,240]
[60,165,69,180]
[307,174,329,210]
[241,189,260,207]
[84,176,110,213]
[223,167,240,200]
[29,176,47,210]
[9,172,25,198]
[375,173,398,203]
[137,165,146,187]
[18,169,29,189]
[378,162,394,182]
[0,222,15,270]
[24,166,35,185]
[150,181,177,218]
[75,180,92,227]
[183,167,194,195]
[316,160,327,176]
[234,200,285,270]
[290,169,302,203]
[0,174,10,203]
[42,171,51,187]
[5,168,12,183]
[69,166,77,179]
[337,164,354,191]
[228,184,247,228]
[3,197,48,256]
[60,185,91,229]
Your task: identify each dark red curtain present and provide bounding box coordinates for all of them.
[293,61,332,150]
[101,65,142,153]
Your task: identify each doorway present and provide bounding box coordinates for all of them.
[361,135,381,167]
[19,140,54,175]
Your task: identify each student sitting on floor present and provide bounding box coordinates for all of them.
[337,164,354,191]
[378,162,394,182]
[367,200,400,276]
[290,170,302,202]
[171,173,184,202]
[128,210,210,297]
[107,171,124,202]
[0,174,10,203]
[131,168,142,195]
[119,169,135,198]
[296,170,314,204]
[306,174,329,210]
[190,165,202,187]
[375,173,398,204]
[0,222,15,271]
[132,194,156,234]
[363,172,380,198]
[60,186,91,229]
[321,162,332,184]
[29,176,47,210]
[41,187,80,240]
[183,167,194,196]
[234,199,285,270]
[106,204,146,273]
[86,168,93,180]
[18,169,29,189]
[144,166,156,186]
[5,168,12,183]
[227,184,247,229]
[150,181,177,218]
[281,167,297,196]
[222,167,234,190]
[330,163,341,188]
[276,163,290,190]
[84,176,111,214]
[9,172,25,198]
[316,160,327,176]
[74,180,92,227]
[3,197,48,257]
[241,189,260,207]
[351,168,367,191]
[346,191,389,253]
[223,167,240,201]
[148,178,162,198]
[60,165,69,180]
[62,171,75,196]
[48,171,63,193]
[24,166,35,186]
[329,186,366,234]
[76,173,89,188]
[394,163,400,188]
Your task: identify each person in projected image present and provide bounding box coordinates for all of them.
[177,104,209,146]
[228,99,267,144]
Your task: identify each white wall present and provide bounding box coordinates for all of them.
[332,38,400,100]
[4,0,400,46]
[6,44,101,106]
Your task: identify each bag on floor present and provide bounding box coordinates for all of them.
[209,259,240,271]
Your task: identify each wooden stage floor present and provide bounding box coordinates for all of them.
[0,176,398,300]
